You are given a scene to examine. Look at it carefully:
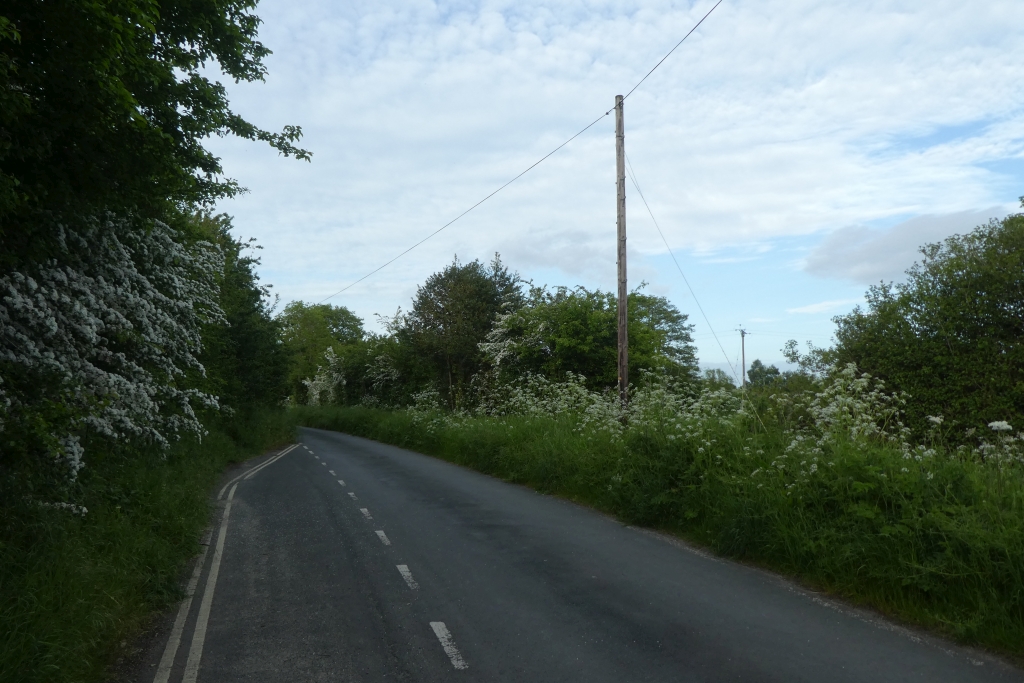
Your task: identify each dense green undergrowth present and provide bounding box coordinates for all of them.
[297,404,1024,659]
[0,409,295,683]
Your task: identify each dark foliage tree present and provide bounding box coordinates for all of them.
[830,206,1024,435]
[278,301,364,401]
[747,359,781,387]
[702,368,736,389]
[398,255,523,408]
[192,213,288,408]
[0,0,309,267]
[484,284,699,390]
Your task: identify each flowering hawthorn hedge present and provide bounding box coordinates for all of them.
[0,215,223,502]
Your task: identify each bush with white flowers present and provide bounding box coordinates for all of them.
[302,346,346,406]
[0,215,224,493]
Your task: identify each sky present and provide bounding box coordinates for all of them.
[206,0,1024,380]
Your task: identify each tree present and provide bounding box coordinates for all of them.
[192,213,288,408]
[278,302,364,401]
[830,207,1024,435]
[398,255,523,407]
[0,0,310,268]
[0,215,224,495]
[0,0,308,499]
[702,368,736,389]
[482,284,699,390]
[747,359,781,387]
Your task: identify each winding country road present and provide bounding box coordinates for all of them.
[142,427,1024,682]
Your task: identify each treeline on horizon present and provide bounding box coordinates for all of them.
[285,207,1024,441]
[282,255,699,408]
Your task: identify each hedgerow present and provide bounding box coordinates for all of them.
[296,365,1024,657]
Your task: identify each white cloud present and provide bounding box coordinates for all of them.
[204,0,1024,331]
[787,298,863,315]
[803,207,1009,285]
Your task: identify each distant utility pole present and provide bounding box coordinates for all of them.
[615,95,628,407]
[738,328,748,389]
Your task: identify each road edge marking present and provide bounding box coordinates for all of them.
[182,483,237,683]
[151,532,212,683]
[243,444,299,481]
[430,621,469,670]
[218,444,297,499]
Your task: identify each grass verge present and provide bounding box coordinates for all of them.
[296,405,1024,660]
[0,408,296,683]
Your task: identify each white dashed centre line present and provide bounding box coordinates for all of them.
[313,455,319,460]
[397,565,419,590]
[360,508,373,520]
[348,492,358,500]
[321,462,327,466]
[337,479,346,486]
[328,470,336,475]
[375,530,391,546]
[430,622,468,670]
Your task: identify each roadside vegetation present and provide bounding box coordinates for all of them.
[1,3,304,681]
[3,0,1023,677]
[290,209,1024,658]
[0,411,293,683]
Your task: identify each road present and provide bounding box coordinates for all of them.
[142,426,1024,682]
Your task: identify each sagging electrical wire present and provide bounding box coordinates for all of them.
[318,1,725,303]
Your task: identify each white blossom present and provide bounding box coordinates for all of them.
[1,215,224,491]
[302,346,345,406]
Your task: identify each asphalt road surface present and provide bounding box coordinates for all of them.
[143,427,1024,682]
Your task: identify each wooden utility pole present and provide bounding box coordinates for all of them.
[615,95,628,406]
[739,328,748,389]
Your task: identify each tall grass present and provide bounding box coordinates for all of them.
[296,403,1024,658]
[0,408,296,683]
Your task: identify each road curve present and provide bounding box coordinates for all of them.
[144,426,1024,682]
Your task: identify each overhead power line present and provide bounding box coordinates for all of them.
[622,0,724,102]
[317,110,611,303]
[319,1,725,304]
[626,154,769,430]
[623,153,738,382]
